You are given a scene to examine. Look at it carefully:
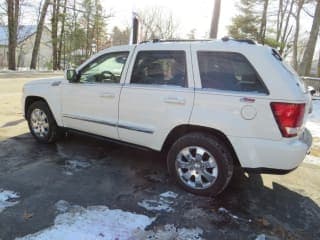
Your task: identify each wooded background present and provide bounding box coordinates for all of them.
[0,0,319,77]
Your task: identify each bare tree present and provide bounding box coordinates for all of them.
[299,0,320,76]
[30,0,50,69]
[138,7,179,40]
[209,0,221,39]
[279,0,294,54]
[258,0,269,44]
[51,0,60,70]
[6,0,20,70]
[276,0,289,43]
[111,26,130,46]
[317,49,320,77]
[57,0,67,68]
[292,0,304,71]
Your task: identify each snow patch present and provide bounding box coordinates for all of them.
[304,155,320,165]
[17,202,155,240]
[159,191,178,199]
[63,159,91,175]
[218,207,252,223]
[54,200,71,213]
[0,189,19,213]
[255,234,266,240]
[133,224,203,240]
[57,144,92,175]
[305,100,320,165]
[307,121,320,139]
[307,100,320,138]
[138,191,178,213]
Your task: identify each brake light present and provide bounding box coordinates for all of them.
[270,102,305,137]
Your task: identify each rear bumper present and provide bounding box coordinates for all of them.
[228,128,313,171]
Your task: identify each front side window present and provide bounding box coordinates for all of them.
[78,52,129,84]
[131,51,187,87]
[197,52,268,94]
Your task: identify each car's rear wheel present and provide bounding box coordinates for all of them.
[27,101,61,143]
[167,133,234,196]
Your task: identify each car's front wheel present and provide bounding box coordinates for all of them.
[167,133,234,196]
[27,101,61,143]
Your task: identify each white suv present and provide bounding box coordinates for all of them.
[22,39,313,196]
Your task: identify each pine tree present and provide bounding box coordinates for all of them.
[228,0,259,40]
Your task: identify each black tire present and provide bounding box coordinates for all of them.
[167,132,234,196]
[26,101,62,143]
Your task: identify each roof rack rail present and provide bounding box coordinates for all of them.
[139,39,214,44]
[221,36,256,45]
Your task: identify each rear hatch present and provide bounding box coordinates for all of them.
[270,49,311,138]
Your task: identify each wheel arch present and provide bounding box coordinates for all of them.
[24,96,60,126]
[25,96,48,117]
[161,124,241,166]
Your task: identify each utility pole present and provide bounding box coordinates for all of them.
[209,0,221,39]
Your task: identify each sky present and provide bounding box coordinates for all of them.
[102,0,237,39]
[17,0,317,50]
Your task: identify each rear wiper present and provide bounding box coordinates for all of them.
[272,49,282,61]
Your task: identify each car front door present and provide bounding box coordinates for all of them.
[61,47,133,139]
[118,44,195,150]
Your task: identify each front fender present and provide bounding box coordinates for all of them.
[23,80,63,126]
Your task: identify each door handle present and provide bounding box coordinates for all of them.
[164,97,186,105]
[100,92,115,98]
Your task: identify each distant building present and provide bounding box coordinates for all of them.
[0,25,52,70]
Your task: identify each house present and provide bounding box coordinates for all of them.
[0,25,52,70]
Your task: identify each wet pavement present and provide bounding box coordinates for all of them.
[0,132,319,240]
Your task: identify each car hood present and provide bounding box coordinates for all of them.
[24,77,65,87]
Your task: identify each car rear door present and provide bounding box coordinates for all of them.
[118,43,194,150]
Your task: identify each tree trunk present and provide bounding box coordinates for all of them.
[299,0,320,76]
[259,0,269,44]
[51,0,60,70]
[209,0,221,39]
[276,0,284,42]
[57,0,67,69]
[317,49,320,77]
[7,0,19,70]
[30,0,51,69]
[292,0,304,71]
[279,0,294,54]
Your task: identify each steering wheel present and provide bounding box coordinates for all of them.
[100,71,115,81]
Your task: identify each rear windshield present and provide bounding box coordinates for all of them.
[197,51,268,94]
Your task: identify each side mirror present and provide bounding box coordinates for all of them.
[65,69,78,83]
[308,86,316,96]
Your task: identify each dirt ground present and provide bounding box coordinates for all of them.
[0,72,319,240]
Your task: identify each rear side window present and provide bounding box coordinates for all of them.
[131,51,187,87]
[197,52,268,94]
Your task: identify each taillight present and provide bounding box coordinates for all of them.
[270,102,305,137]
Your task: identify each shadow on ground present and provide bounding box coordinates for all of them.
[0,132,319,240]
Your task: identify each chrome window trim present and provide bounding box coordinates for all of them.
[62,114,154,134]
[195,87,269,97]
[122,83,194,93]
